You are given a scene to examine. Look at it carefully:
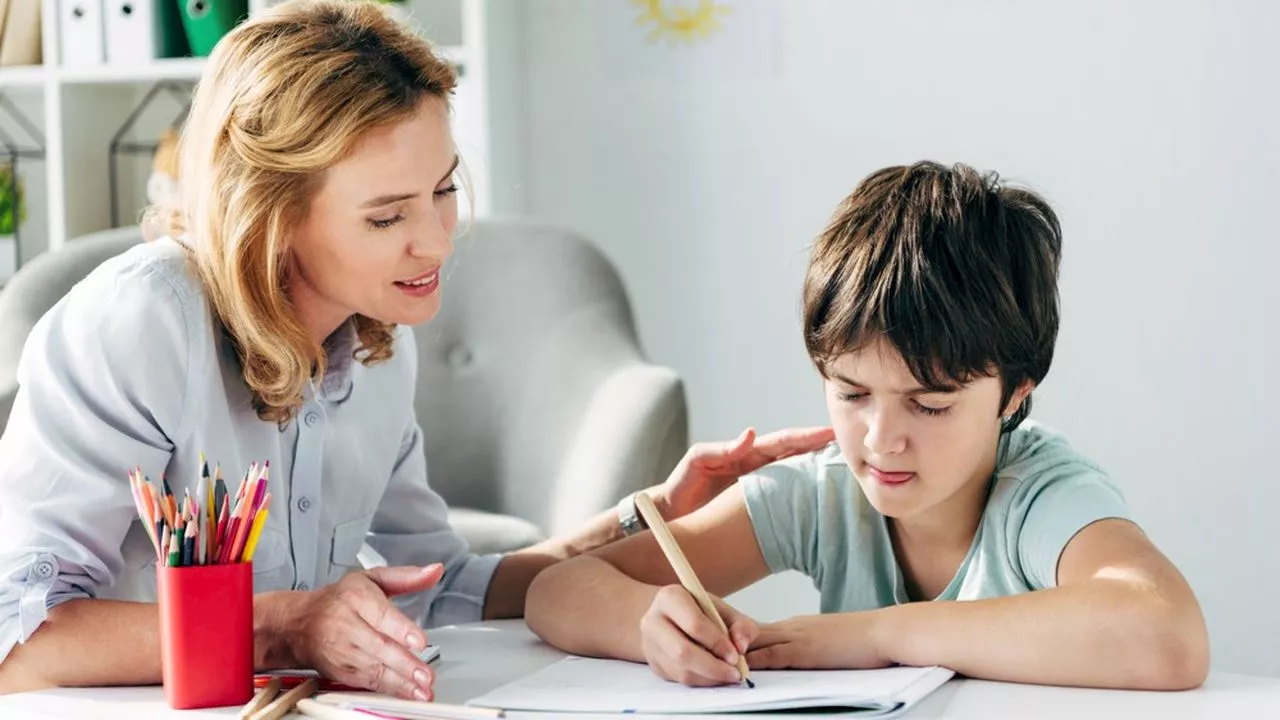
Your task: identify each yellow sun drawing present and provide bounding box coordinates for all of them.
[632,0,733,46]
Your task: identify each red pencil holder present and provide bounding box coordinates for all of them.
[157,562,254,709]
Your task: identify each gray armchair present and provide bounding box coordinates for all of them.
[0,221,689,555]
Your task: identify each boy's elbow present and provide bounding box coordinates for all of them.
[524,560,573,641]
[1137,604,1210,691]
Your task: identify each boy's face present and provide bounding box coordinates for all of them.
[823,339,1030,526]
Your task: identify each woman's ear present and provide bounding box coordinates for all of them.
[1001,379,1036,419]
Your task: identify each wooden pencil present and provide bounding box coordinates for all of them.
[249,677,317,720]
[633,492,754,688]
[239,677,281,718]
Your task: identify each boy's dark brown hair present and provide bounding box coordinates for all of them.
[803,161,1062,431]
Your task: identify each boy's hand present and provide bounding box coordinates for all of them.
[747,612,893,670]
[640,585,759,687]
[655,426,835,520]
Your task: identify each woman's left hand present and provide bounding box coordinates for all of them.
[746,612,894,671]
[652,426,835,521]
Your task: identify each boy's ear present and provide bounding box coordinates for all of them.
[1002,379,1036,418]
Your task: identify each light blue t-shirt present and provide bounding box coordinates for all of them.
[742,422,1130,611]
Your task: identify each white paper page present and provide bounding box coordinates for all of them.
[468,656,953,715]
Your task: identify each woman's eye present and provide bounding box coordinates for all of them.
[368,214,404,230]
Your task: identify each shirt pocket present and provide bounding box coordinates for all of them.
[247,527,290,592]
[328,514,374,583]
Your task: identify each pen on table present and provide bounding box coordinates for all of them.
[633,492,755,688]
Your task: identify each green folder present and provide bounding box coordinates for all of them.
[158,0,193,59]
[177,0,250,57]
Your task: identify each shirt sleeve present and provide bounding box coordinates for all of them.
[1008,466,1132,590]
[740,453,823,577]
[365,333,499,628]
[0,253,195,662]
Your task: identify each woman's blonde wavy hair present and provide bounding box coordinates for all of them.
[145,0,458,423]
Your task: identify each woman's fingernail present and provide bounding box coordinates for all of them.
[729,669,741,682]
[406,633,425,650]
[414,688,430,701]
[414,669,432,689]
[726,651,739,665]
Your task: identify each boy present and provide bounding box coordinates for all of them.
[525,161,1209,690]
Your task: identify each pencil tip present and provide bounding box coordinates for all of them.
[745,678,755,689]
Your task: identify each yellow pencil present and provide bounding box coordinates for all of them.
[633,492,754,688]
[241,509,270,563]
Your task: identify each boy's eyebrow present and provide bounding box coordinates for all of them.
[831,373,959,395]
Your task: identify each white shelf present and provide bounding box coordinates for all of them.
[57,57,208,85]
[0,65,47,88]
[5,45,467,88]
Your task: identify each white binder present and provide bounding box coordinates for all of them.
[103,0,156,65]
[59,0,106,68]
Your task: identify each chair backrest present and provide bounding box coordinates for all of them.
[411,219,647,519]
[0,227,145,408]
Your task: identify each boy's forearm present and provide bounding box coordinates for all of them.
[877,580,1208,690]
[483,503,633,620]
[525,555,659,661]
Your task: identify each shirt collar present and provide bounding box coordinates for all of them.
[319,320,357,403]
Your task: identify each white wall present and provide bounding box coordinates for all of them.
[489,0,1280,677]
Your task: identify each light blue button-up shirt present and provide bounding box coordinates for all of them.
[0,238,500,663]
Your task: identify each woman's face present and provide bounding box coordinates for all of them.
[287,97,459,341]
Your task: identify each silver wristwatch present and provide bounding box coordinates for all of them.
[617,491,648,536]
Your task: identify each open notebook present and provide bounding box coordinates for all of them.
[466,656,953,716]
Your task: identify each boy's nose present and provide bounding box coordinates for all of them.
[863,414,907,456]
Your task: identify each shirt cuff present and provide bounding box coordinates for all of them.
[423,553,502,628]
[740,475,792,575]
[0,553,87,664]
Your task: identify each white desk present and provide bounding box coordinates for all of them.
[1,620,1277,719]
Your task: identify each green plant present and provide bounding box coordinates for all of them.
[0,162,25,236]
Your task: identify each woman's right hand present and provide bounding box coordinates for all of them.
[639,585,759,687]
[285,564,445,700]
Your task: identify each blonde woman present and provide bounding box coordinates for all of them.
[0,0,830,700]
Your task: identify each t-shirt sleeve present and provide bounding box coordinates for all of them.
[1009,469,1131,590]
[740,453,823,577]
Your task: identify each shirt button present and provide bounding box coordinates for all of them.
[32,560,55,579]
[298,496,312,512]
[304,411,320,427]
[297,582,310,591]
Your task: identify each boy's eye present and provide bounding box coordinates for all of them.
[837,392,867,403]
[368,214,404,230]
[912,400,952,417]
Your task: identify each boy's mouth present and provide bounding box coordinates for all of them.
[867,464,915,486]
